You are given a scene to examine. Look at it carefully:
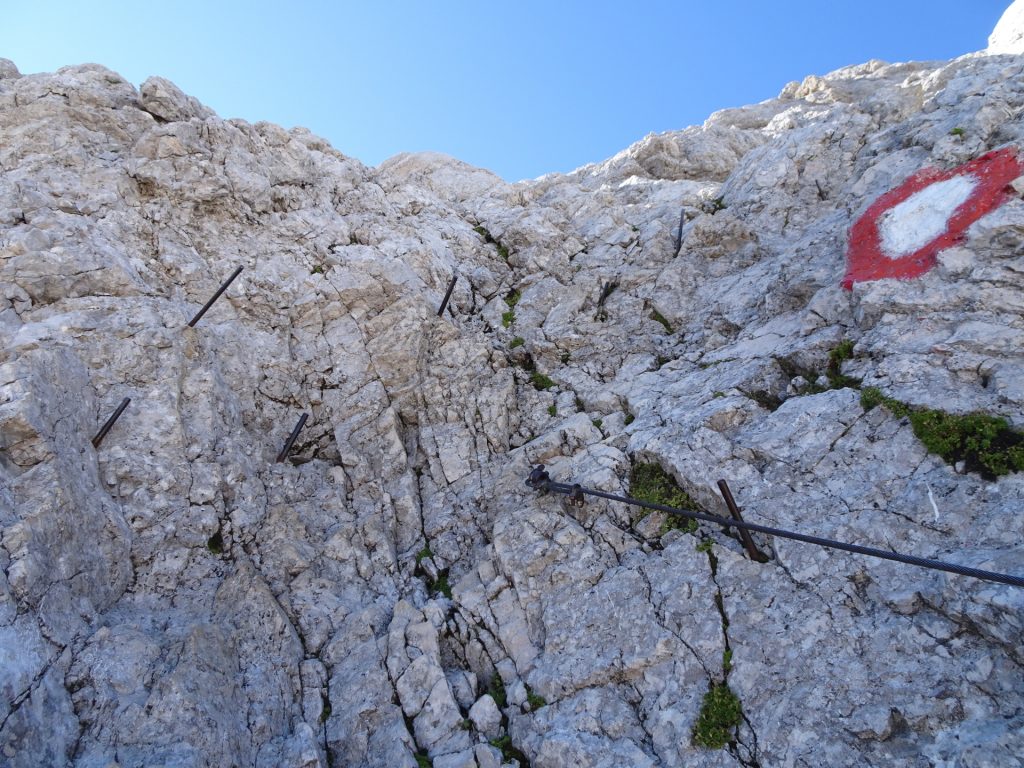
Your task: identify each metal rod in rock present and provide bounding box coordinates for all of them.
[437,275,458,317]
[673,207,686,257]
[717,479,770,563]
[91,397,131,448]
[276,413,309,463]
[187,266,244,327]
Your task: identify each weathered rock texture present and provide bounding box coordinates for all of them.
[2,15,1024,768]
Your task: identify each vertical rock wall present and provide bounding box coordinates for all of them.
[1,35,1023,768]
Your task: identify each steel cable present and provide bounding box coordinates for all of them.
[527,469,1024,589]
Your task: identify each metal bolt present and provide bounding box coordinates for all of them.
[567,484,586,507]
[188,266,244,327]
[717,479,770,563]
[92,397,131,448]
[276,413,309,463]
[437,275,458,317]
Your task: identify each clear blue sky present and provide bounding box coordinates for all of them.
[1,1,1011,181]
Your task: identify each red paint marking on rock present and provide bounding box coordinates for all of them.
[843,147,1022,289]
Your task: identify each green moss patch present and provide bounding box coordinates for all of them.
[530,371,555,391]
[692,683,742,749]
[861,388,1024,479]
[629,461,700,534]
[650,309,673,334]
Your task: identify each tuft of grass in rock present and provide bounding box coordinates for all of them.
[825,339,859,390]
[630,461,700,534]
[722,649,733,674]
[695,538,714,554]
[692,683,742,749]
[319,693,332,723]
[861,388,1024,479]
[525,684,547,710]
[501,290,521,328]
[431,572,452,599]
[489,735,530,765]
[547,405,557,417]
[624,412,635,425]
[509,337,525,349]
[207,530,224,555]
[660,513,698,535]
[530,371,555,391]
[488,673,507,708]
[592,418,603,430]
[415,545,433,564]
[414,750,432,768]
[949,126,965,137]
[474,225,510,261]
[710,196,727,214]
[650,310,673,334]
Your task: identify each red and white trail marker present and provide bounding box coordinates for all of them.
[842,147,1023,289]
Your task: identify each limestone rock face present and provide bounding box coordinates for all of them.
[989,0,1024,54]
[2,11,1024,766]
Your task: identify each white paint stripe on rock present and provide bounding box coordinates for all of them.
[878,174,977,259]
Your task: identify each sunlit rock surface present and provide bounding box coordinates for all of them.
[2,10,1023,766]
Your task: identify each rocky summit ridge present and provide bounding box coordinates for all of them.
[2,7,1024,768]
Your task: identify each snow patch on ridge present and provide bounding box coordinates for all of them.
[878,174,977,259]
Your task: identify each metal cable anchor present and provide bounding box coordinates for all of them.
[566,484,586,507]
[526,464,550,491]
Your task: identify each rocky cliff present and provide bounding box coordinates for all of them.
[2,12,1024,768]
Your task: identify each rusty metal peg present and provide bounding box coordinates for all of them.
[188,266,244,327]
[717,479,770,563]
[91,397,131,448]
[276,413,309,463]
[566,484,586,508]
[437,275,458,317]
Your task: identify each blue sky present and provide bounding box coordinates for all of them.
[1,1,1011,181]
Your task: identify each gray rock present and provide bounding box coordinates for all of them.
[2,7,1024,765]
[468,694,502,739]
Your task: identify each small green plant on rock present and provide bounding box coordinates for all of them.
[509,336,525,348]
[502,289,521,328]
[489,735,530,765]
[207,530,224,555]
[950,126,965,137]
[861,388,1024,479]
[530,371,555,391]
[650,309,673,334]
[431,571,452,599]
[547,404,557,417]
[525,684,547,710]
[414,750,432,768]
[630,461,699,534]
[415,544,433,565]
[692,683,742,749]
[488,673,507,708]
[474,225,511,261]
